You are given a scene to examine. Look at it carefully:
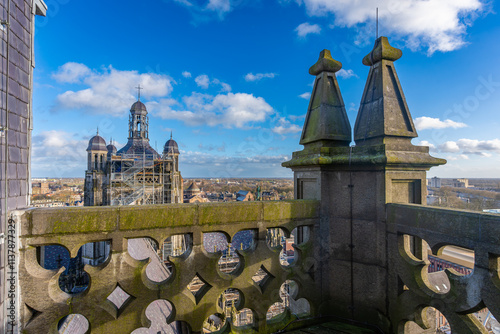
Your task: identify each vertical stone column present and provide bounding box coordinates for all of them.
[283,38,445,331]
[0,0,45,331]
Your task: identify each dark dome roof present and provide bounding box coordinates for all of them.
[107,144,117,154]
[87,135,107,151]
[164,138,180,154]
[131,100,147,114]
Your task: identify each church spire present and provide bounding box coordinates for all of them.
[354,36,417,145]
[300,49,351,148]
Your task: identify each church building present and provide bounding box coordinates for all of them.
[84,96,183,207]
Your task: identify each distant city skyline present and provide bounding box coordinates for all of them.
[32,0,500,178]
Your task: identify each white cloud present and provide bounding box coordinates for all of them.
[212,79,232,92]
[54,64,173,116]
[337,69,357,79]
[295,22,321,38]
[438,138,500,156]
[439,141,461,153]
[182,71,192,78]
[171,0,235,20]
[416,140,436,150]
[414,117,467,130]
[299,92,311,100]
[244,73,277,82]
[272,117,302,135]
[152,92,273,128]
[195,74,210,89]
[52,63,91,83]
[445,154,470,161]
[298,0,485,53]
[32,130,88,177]
[206,0,231,15]
[195,75,231,91]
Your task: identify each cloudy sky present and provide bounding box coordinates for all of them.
[32,0,500,178]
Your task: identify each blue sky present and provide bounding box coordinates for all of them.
[31,0,500,178]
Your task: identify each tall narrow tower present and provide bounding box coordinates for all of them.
[84,130,107,206]
[163,133,183,203]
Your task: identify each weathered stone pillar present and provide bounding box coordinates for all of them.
[283,38,445,331]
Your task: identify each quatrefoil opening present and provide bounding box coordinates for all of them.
[266,226,309,268]
[57,313,90,334]
[203,230,255,275]
[37,241,110,295]
[266,280,310,322]
[128,237,173,284]
[131,299,190,334]
[204,288,254,332]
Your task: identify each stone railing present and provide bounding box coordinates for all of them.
[387,204,500,333]
[17,200,320,333]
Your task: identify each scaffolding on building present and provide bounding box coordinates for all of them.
[109,152,180,206]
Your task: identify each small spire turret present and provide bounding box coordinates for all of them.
[354,36,415,145]
[300,49,351,148]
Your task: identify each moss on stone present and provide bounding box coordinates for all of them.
[198,202,261,225]
[119,204,196,230]
[34,207,118,235]
[263,201,319,221]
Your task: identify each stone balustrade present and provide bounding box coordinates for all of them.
[18,200,320,333]
[388,204,500,333]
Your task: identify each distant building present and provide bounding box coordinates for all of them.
[32,181,50,195]
[262,191,279,201]
[429,177,441,188]
[453,178,469,188]
[236,190,255,201]
[185,194,209,204]
[184,181,201,198]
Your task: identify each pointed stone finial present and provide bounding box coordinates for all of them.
[309,49,342,76]
[97,127,99,136]
[354,36,416,145]
[170,131,173,140]
[299,49,351,147]
[362,36,402,66]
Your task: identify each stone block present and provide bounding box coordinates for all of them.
[7,162,17,177]
[7,196,17,211]
[10,17,24,45]
[31,207,118,235]
[19,84,29,103]
[17,163,26,179]
[120,204,196,230]
[18,68,29,89]
[8,179,20,197]
[17,131,27,148]
[8,113,21,132]
[7,79,21,99]
[8,146,20,163]
[198,202,260,225]
[7,127,17,145]
[20,148,27,163]
[20,181,26,196]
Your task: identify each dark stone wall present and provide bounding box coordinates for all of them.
[0,0,44,328]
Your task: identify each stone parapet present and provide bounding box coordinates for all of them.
[18,200,321,333]
[387,204,500,333]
